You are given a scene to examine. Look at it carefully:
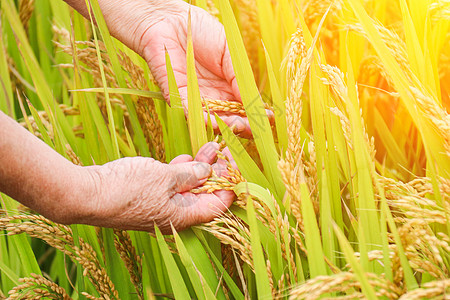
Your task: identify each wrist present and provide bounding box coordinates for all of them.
[49,165,100,225]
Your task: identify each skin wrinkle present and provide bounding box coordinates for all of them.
[141,4,236,100]
[65,0,252,139]
[0,1,240,234]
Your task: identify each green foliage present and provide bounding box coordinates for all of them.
[0,0,449,299]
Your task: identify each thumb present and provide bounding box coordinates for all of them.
[168,161,211,193]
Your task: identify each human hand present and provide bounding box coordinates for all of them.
[65,0,277,138]
[135,1,254,137]
[77,142,235,233]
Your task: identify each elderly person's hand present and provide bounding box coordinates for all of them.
[0,109,235,233]
[81,142,235,233]
[65,0,252,137]
[0,0,244,234]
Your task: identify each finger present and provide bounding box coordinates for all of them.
[221,147,238,170]
[195,142,219,164]
[145,37,188,103]
[170,154,193,165]
[222,115,252,138]
[169,161,212,192]
[211,146,239,177]
[204,111,219,132]
[212,153,229,178]
[266,109,275,125]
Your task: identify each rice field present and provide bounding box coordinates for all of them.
[0,0,449,299]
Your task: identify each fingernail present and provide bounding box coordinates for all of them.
[193,162,211,179]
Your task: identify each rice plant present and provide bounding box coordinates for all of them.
[0,0,449,299]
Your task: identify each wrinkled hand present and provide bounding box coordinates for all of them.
[136,1,253,137]
[79,142,234,233]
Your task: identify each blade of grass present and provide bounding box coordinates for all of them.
[3,0,76,153]
[165,49,192,158]
[186,11,208,154]
[0,259,20,286]
[216,117,275,196]
[333,222,377,300]
[155,226,191,299]
[193,229,245,300]
[377,183,418,288]
[345,52,382,273]
[141,255,156,300]
[234,182,284,281]
[71,88,165,101]
[179,230,226,299]
[246,195,272,299]
[218,0,285,198]
[87,0,149,156]
[263,45,287,151]
[173,229,218,300]
[0,27,14,117]
[83,0,120,160]
[346,0,450,179]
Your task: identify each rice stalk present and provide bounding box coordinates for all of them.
[302,0,343,26]
[278,28,316,232]
[202,214,254,270]
[65,143,82,166]
[0,214,119,299]
[266,260,276,298]
[221,243,236,279]
[321,63,376,162]
[398,278,450,299]
[18,0,35,33]
[396,219,449,279]
[54,28,167,159]
[113,229,143,300]
[409,87,450,156]
[7,273,70,300]
[135,97,165,161]
[380,176,450,223]
[203,98,273,117]
[346,23,410,75]
[234,0,260,79]
[288,271,403,299]
[428,0,450,22]
[18,104,80,140]
[81,292,102,300]
[116,50,164,161]
[206,0,220,19]
[191,151,245,194]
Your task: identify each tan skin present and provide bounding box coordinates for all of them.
[0,0,246,233]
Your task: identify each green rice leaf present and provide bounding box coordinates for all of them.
[193,229,245,300]
[298,172,328,277]
[71,88,165,101]
[0,259,20,286]
[173,229,218,300]
[216,117,275,196]
[86,0,150,156]
[0,28,14,117]
[246,195,272,298]
[333,222,377,300]
[155,226,191,300]
[186,11,208,154]
[166,50,192,157]
[141,255,156,300]
[263,45,287,151]
[83,0,120,160]
[218,0,285,198]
